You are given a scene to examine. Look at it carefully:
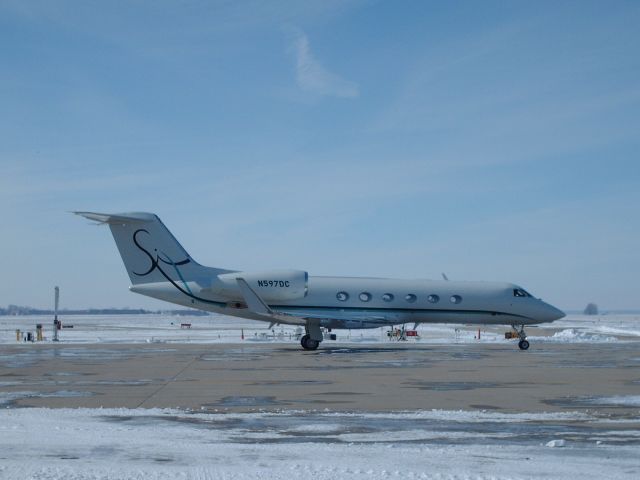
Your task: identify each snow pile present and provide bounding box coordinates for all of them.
[592,325,640,337]
[539,328,618,343]
[540,314,640,335]
[324,409,595,423]
[546,439,567,447]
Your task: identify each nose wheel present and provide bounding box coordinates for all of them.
[512,325,530,351]
[518,339,530,350]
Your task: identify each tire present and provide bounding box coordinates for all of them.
[518,339,530,350]
[300,334,320,351]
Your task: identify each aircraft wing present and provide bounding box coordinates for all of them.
[235,276,396,326]
[273,307,390,323]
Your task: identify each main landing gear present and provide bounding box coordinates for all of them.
[300,334,320,350]
[300,321,323,351]
[512,325,530,350]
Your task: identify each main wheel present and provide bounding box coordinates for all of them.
[300,334,320,351]
[518,339,530,350]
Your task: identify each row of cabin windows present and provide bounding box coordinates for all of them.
[337,291,462,304]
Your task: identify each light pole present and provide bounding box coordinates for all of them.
[53,286,59,342]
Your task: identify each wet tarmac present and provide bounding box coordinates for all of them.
[0,342,639,417]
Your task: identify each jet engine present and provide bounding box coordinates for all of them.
[211,269,309,302]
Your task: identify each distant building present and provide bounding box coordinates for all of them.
[583,303,599,315]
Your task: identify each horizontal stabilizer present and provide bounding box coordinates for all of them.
[74,211,157,225]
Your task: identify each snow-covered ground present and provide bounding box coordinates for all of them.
[2,313,639,479]
[2,313,639,345]
[1,407,639,480]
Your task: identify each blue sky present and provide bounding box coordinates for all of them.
[1,1,638,310]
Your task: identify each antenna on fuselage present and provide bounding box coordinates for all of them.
[441,273,449,281]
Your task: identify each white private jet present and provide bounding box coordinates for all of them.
[75,212,565,351]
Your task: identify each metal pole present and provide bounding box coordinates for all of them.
[53,286,59,342]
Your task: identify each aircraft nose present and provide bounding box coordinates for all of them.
[541,303,565,322]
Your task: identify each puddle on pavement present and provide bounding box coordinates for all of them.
[207,396,284,407]
[402,381,501,391]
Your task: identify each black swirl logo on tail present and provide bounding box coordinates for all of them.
[130,229,225,307]
[132,229,190,277]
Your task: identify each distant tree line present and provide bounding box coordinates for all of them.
[0,305,211,316]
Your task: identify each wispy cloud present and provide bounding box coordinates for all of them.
[291,29,358,98]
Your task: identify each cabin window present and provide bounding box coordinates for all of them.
[359,292,372,302]
[382,293,394,302]
[450,295,462,304]
[428,294,439,303]
[336,291,349,301]
[405,294,417,303]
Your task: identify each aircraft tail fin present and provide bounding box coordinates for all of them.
[74,211,218,285]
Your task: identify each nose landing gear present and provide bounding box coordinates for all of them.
[512,325,530,350]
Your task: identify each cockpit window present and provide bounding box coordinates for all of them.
[513,289,530,297]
